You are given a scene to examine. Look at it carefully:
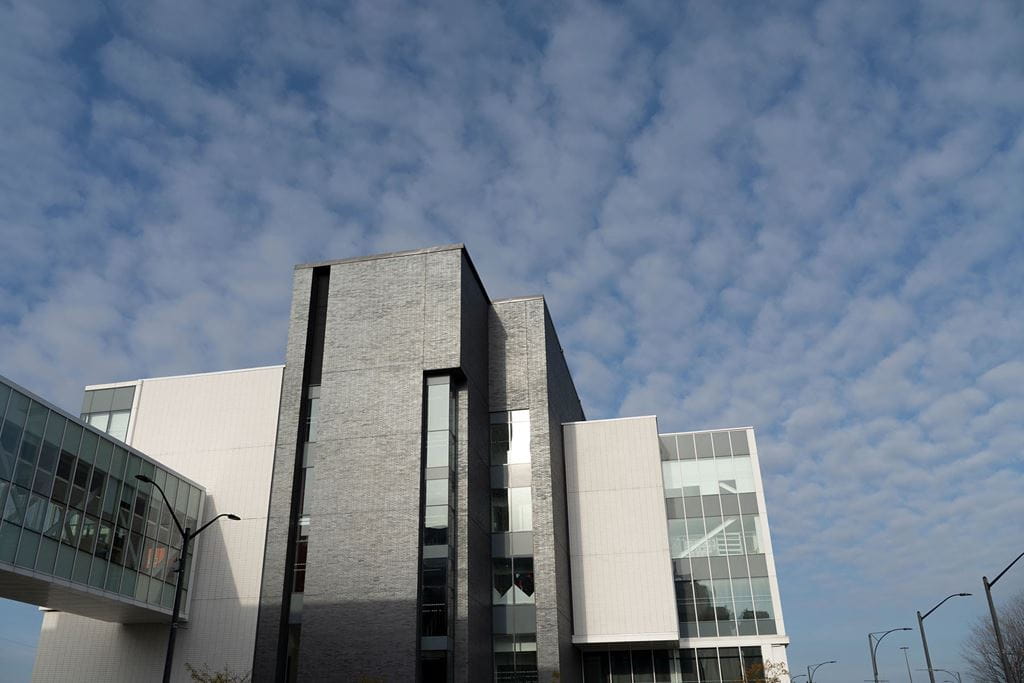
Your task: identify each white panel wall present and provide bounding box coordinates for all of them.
[33,366,283,683]
[563,416,679,645]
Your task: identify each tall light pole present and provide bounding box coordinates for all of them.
[136,474,241,683]
[808,659,837,682]
[870,628,913,683]
[984,549,1024,683]
[900,646,913,683]
[917,592,971,683]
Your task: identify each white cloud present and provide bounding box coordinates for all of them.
[1,1,1022,679]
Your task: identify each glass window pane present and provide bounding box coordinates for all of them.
[662,462,683,498]
[38,414,65,475]
[87,412,110,432]
[508,487,532,532]
[490,422,510,465]
[111,386,135,411]
[491,490,509,533]
[3,485,28,525]
[43,502,64,539]
[677,434,696,460]
[695,433,714,459]
[107,411,130,444]
[24,494,47,531]
[53,543,75,579]
[424,505,448,546]
[78,431,98,464]
[633,650,654,683]
[73,549,92,583]
[750,577,774,620]
[0,392,30,480]
[730,430,750,455]
[36,536,59,573]
[91,389,114,412]
[492,557,513,605]
[610,651,631,683]
[424,478,447,507]
[15,530,40,568]
[712,431,732,457]
[425,431,448,468]
[0,522,19,562]
[513,557,534,604]
[426,381,450,432]
[659,436,677,461]
[584,652,610,683]
[655,649,675,683]
[719,648,743,683]
[697,649,720,681]
[732,456,755,493]
[507,416,530,464]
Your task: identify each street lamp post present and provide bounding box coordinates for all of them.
[984,549,1024,683]
[808,660,837,682]
[869,628,913,683]
[136,474,240,683]
[899,646,913,683]
[916,593,971,683]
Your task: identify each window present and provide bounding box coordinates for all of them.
[508,487,532,532]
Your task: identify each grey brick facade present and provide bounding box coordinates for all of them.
[253,245,584,682]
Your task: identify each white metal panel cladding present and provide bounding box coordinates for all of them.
[563,416,679,645]
[33,366,283,683]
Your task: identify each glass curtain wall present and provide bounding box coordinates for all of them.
[490,410,537,683]
[660,430,776,638]
[0,377,203,613]
[80,386,135,442]
[419,375,457,682]
[581,647,765,683]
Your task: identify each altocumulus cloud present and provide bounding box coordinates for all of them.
[0,0,1022,679]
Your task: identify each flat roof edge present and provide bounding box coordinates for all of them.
[84,364,285,389]
[295,243,465,269]
[563,415,657,426]
[660,425,755,435]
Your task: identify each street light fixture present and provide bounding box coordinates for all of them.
[917,593,971,683]
[135,474,241,683]
[899,646,913,683]
[808,659,837,682]
[984,549,1024,683]
[869,628,913,683]
[791,676,808,682]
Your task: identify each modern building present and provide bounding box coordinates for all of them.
[8,244,788,682]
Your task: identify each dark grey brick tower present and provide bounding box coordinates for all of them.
[253,245,584,682]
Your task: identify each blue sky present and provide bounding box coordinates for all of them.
[1,0,1022,681]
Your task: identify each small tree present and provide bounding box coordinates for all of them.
[745,659,789,683]
[184,663,252,683]
[961,589,1024,683]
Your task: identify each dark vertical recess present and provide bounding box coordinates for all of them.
[275,266,330,682]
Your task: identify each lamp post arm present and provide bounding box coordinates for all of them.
[193,513,237,538]
[922,594,961,620]
[990,549,1024,587]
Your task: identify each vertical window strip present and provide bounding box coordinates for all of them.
[490,409,537,683]
[419,375,456,682]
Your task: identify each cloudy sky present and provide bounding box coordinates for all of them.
[1,0,1022,680]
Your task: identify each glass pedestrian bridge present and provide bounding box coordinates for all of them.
[0,374,204,623]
